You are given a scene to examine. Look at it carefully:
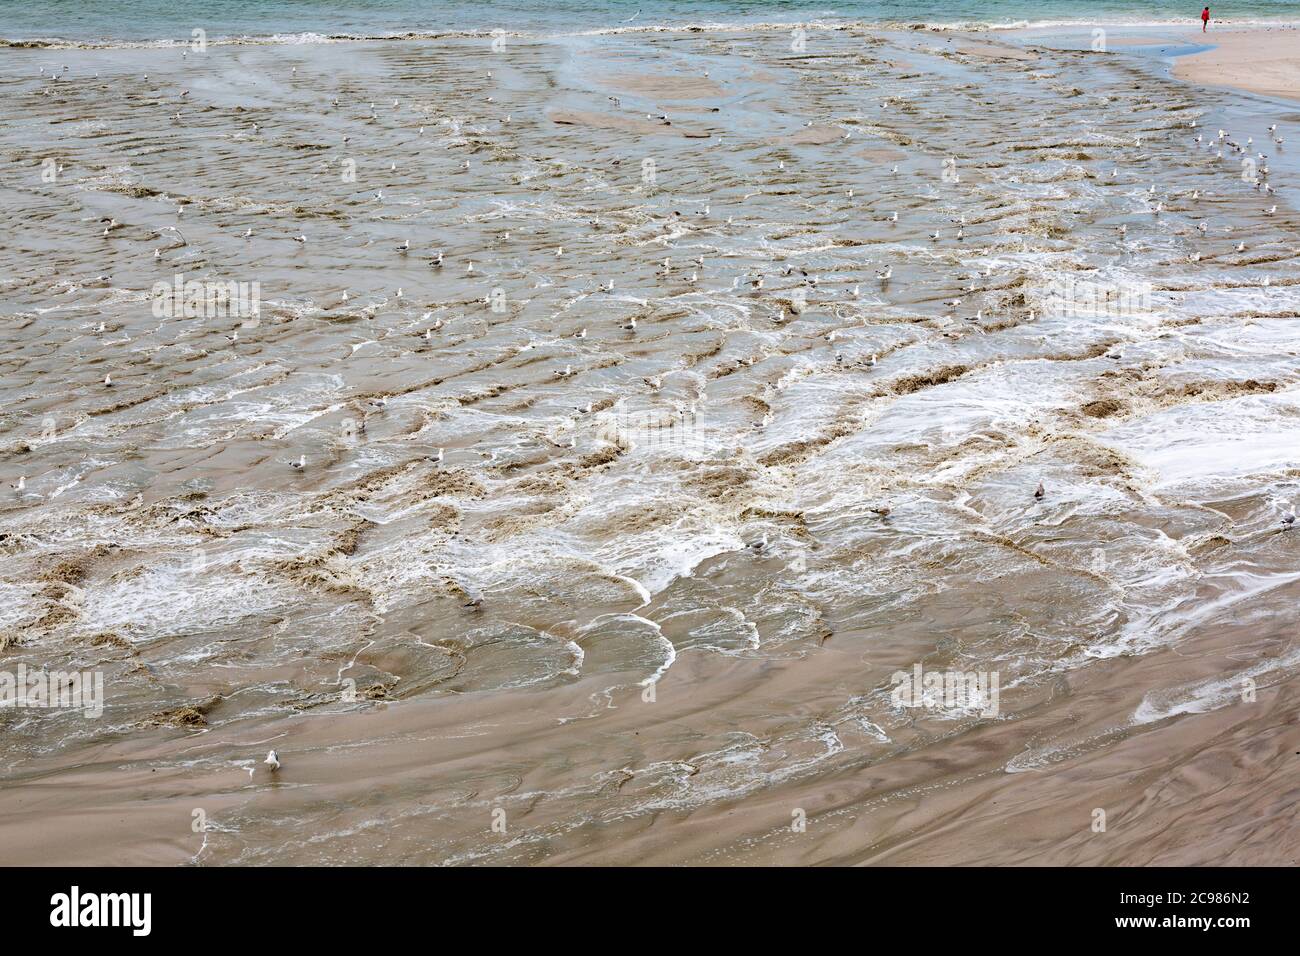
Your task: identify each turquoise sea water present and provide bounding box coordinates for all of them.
[3,0,1300,42]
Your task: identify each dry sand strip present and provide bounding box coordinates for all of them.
[950,38,1040,61]
[548,108,711,137]
[771,124,847,146]
[1174,26,1300,103]
[600,72,723,100]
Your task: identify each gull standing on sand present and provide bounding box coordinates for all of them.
[265,750,281,772]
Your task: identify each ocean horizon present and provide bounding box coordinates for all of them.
[5,0,1300,42]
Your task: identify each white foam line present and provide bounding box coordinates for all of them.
[584,611,676,685]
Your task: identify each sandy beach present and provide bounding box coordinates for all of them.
[1,14,1299,867]
[1175,25,1300,101]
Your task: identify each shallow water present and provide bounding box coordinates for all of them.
[6,0,1300,43]
[1,19,1299,865]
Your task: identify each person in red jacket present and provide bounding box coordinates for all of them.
[1202,6,1210,31]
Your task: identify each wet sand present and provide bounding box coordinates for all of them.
[1174,25,1300,102]
[1,23,1299,866]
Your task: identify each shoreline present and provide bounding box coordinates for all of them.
[1001,20,1300,104]
[6,17,1300,50]
[1172,25,1300,103]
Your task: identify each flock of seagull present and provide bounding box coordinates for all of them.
[18,36,1300,785]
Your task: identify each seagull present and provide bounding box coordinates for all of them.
[463,595,483,611]
[432,251,444,267]
[396,239,410,253]
[291,455,305,470]
[293,234,307,243]
[432,447,445,465]
[103,373,113,387]
[876,265,892,281]
[622,317,637,331]
[265,750,281,772]
[242,227,253,239]
[1033,481,1044,500]
[574,327,587,338]
[12,476,25,492]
